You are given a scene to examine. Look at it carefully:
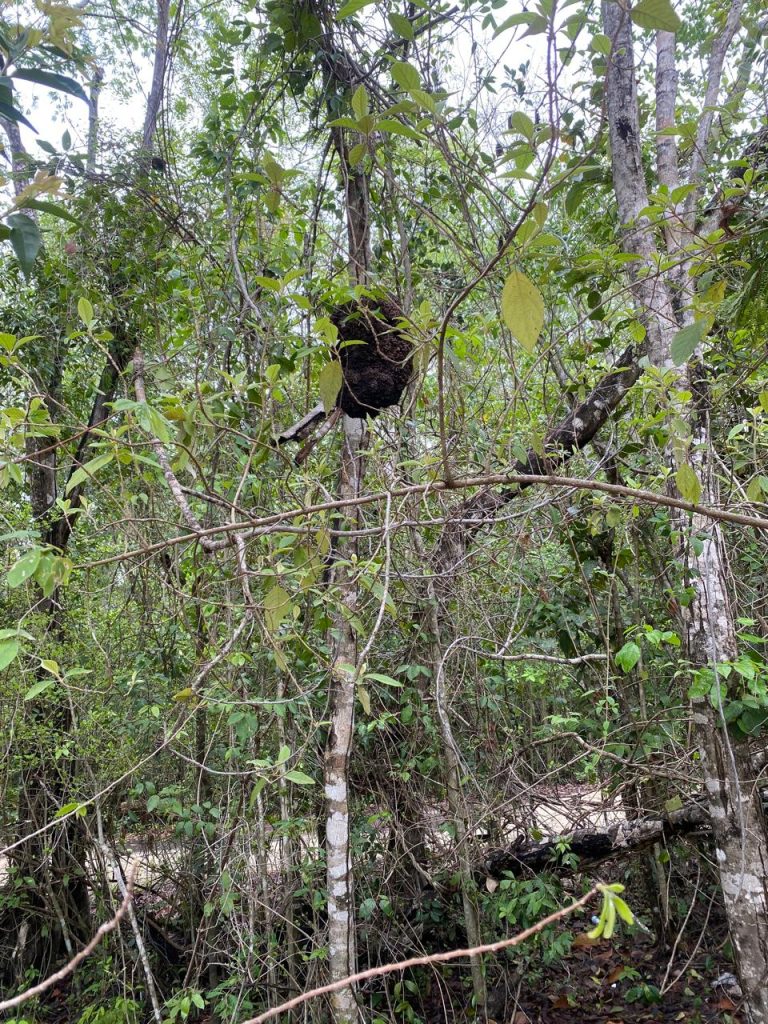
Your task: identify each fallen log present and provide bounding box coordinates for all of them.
[481,800,710,880]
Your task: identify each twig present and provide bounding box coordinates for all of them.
[79,470,768,571]
[242,888,598,1023]
[0,866,138,1012]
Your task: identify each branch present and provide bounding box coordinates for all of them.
[78,467,768,571]
[242,888,598,1023]
[133,347,213,546]
[0,866,137,1012]
[482,800,709,880]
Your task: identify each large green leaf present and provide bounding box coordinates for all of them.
[676,462,702,504]
[0,639,20,671]
[630,0,681,33]
[7,548,42,587]
[670,320,707,365]
[6,214,42,277]
[0,93,37,131]
[10,67,88,102]
[391,61,421,91]
[18,200,82,226]
[337,0,373,19]
[501,270,545,352]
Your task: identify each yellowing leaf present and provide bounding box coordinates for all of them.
[264,584,292,633]
[319,360,343,413]
[747,476,764,503]
[357,684,371,715]
[77,296,94,327]
[676,462,702,504]
[501,270,544,353]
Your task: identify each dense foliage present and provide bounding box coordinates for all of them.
[1,0,768,1021]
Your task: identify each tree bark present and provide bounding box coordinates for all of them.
[325,415,366,1024]
[481,800,709,880]
[602,3,768,1018]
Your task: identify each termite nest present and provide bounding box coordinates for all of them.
[330,296,413,418]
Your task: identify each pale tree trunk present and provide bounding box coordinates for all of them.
[325,415,366,1024]
[603,3,768,1017]
[87,66,104,173]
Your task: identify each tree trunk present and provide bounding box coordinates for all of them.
[325,415,366,1024]
[602,3,768,1017]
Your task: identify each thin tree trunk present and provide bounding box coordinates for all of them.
[87,67,104,173]
[325,415,366,1024]
[602,4,768,1017]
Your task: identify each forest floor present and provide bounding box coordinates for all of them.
[463,926,742,1024]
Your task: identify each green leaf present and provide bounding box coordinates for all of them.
[24,678,54,700]
[264,584,292,633]
[7,548,42,587]
[276,744,291,764]
[365,672,403,687]
[676,462,702,504]
[0,639,20,670]
[746,476,764,502]
[348,142,367,166]
[6,214,41,277]
[377,118,420,140]
[263,152,285,185]
[670,320,707,365]
[17,200,81,225]
[501,270,545,353]
[494,11,547,36]
[409,88,435,113]
[57,801,87,818]
[319,360,343,412]
[591,33,612,54]
[615,641,641,673]
[66,452,113,493]
[0,98,37,132]
[337,0,373,18]
[351,84,368,119]
[284,769,315,785]
[40,659,61,677]
[388,12,414,39]
[391,61,421,91]
[510,110,534,140]
[78,296,94,327]
[10,67,88,102]
[630,0,681,33]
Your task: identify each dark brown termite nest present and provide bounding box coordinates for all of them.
[330,297,413,418]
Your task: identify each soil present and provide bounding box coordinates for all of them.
[422,920,743,1023]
